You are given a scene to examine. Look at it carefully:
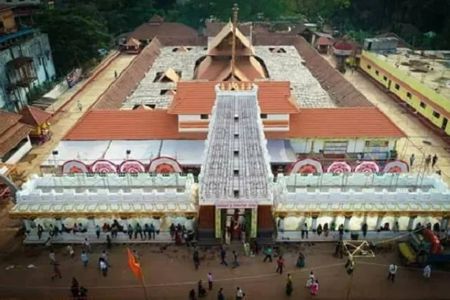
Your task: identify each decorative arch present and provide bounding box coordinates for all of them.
[90,160,117,173]
[62,160,89,174]
[354,161,380,173]
[119,160,146,173]
[383,160,409,173]
[327,161,351,174]
[289,158,323,174]
[148,156,182,173]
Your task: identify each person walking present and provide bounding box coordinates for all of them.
[410,153,415,167]
[306,271,315,287]
[95,224,101,239]
[338,224,344,240]
[83,238,91,253]
[236,287,244,300]
[101,250,110,267]
[189,289,197,300]
[217,288,225,300]
[310,279,319,296]
[296,251,305,268]
[79,286,88,300]
[285,273,293,296]
[232,250,239,268]
[301,223,308,239]
[198,280,206,298]
[362,223,368,238]
[70,277,79,298]
[51,261,62,280]
[81,250,89,267]
[77,101,83,112]
[106,234,112,249]
[263,245,273,262]
[193,248,200,270]
[387,263,398,282]
[432,154,438,168]
[423,264,431,279]
[276,256,285,274]
[207,272,213,290]
[49,250,56,265]
[99,258,108,277]
[220,246,228,266]
[127,224,133,240]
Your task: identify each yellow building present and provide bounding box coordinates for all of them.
[0,4,17,35]
[360,49,450,135]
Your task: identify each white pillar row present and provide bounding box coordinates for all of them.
[407,216,417,231]
[55,219,62,230]
[87,218,96,233]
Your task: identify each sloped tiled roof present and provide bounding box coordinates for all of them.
[0,111,32,158]
[130,21,199,43]
[265,107,405,139]
[169,81,298,114]
[19,105,52,127]
[64,110,206,141]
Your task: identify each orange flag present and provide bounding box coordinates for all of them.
[127,248,143,280]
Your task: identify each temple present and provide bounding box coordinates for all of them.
[9,9,450,244]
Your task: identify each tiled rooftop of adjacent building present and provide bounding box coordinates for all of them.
[371,49,450,98]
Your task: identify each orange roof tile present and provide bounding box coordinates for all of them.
[169,81,299,114]
[64,110,206,141]
[19,105,52,127]
[265,107,405,139]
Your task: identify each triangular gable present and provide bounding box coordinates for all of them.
[208,22,253,55]
[126,37,141,47]
[19,105,51,127]
[157,68,180,83]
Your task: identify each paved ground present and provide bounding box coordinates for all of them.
[14,53,136,179]
[322,55,450,184]
[0,241,448,300]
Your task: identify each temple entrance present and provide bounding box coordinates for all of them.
[220,208,251,243]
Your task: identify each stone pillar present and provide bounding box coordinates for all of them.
[250,207,257,238]
[441,217,449,232]
[23,219,32,231]
[375,215,383,230]
[344,216,351,231]
[311,216,318,232]
[87,218,96,233]
[407,216,417,231]
[215,208,221,239]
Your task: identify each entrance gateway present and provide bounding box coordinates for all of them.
[198,82,275,244]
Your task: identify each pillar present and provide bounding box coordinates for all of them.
[250,207,257,238]
[375,215,383,230]
[311,216,318,232]
[344,216,351,231]
[441,217,449,232]
[87,218,96,233]
[407,216,417,231]
[215,208,221,239]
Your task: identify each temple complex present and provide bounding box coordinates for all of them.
[9,9,450,244]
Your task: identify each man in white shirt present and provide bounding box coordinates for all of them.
[236,287,244,300]
[423,265,431,279]
[387,264,398,282]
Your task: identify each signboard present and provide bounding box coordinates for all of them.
[215,203,258,209]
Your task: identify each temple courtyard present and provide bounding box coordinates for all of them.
[0,241,449,299]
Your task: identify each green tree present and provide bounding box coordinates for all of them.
[36,7,111,76]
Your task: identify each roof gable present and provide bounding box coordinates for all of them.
[19,105,51,127]
[207,22,254,56]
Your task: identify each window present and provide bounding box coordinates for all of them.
[200,114,209,120]
[234,133,239,138]
[406,92,412,99]
[375,70,379,76]
[233,150,239,157]
[433,111,441,119]
[234,114,239,121]
[367,64,371,69]
[233,190,239,198]
[395,83,400,90]
[420,102,426,109]
[383,76,387,81]
[233,169,239,176]
[260,114,268,119]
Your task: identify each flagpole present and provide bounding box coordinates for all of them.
[140,273,149,300]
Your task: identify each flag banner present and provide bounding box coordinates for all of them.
[127,248,143,280]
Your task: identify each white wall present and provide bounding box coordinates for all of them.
[290,138,397,154]
[178,115,209,122]
[263,114,289,121]
[4,136,32,164]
